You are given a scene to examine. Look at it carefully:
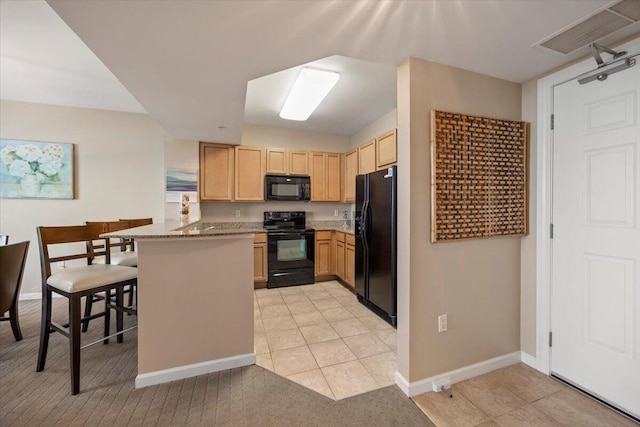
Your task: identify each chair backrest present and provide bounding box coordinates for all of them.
[0,241,30,314]
[36,224,106,286]
[85,221,133,253]
[120,218,153,228]
[0,235,8,246]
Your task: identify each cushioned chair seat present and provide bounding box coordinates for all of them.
[92,252,138,267]
[47,265,137,293]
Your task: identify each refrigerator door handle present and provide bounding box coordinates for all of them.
[361,200,369,251]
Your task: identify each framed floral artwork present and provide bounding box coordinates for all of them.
[0,139,75,199]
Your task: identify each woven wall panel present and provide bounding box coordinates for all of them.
[431,110,528,242]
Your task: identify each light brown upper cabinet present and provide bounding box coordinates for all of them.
[266,148,309,176]
[343,148,358,202]
[376,129,397,170]
[289,150,309,175]
[266,148,288,175]
[310,152,342,202]
[235,146,265,201]
[358,139,376,175]
[199,142,235,201]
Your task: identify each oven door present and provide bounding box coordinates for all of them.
[267,231,315,287]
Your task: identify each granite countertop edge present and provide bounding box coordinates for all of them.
[102,219,354,238]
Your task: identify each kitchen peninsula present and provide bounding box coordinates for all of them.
[104,220,264,388]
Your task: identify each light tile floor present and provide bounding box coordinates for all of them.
[412,363,637,427]
[254,280,397,401]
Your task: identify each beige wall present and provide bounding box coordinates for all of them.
[350,109,397,149]
[0,100,165,295]
[520,80,537,356]
[137,236,254,374]
[397,58,522,382]
[241,124,351,152]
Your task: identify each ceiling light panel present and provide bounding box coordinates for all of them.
[279,68,340,121]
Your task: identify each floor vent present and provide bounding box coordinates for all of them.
[536,0,640,55]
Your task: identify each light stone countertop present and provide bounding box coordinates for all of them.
[102,219,266,239]
[102,219,355,239]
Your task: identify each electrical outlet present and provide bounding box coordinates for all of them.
[438,314,448,332]
[235,210,241,218]
[57,261,66,270]
[334,209,339,217]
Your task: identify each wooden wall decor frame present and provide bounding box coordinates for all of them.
[430,110,529,243]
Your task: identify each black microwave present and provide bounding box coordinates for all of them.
[265,175,311,201]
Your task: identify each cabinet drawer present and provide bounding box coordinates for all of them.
[254,232,267,244]
[345,233,355,246]
[335,231,345,243]
[316,230,332,241]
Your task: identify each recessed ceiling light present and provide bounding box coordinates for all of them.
[279,68,340,121]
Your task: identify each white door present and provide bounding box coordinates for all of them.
[552,59,640,419]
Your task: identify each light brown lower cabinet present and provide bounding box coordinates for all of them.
[345,234,355,288]
[315,231,332,277]
[254,233,268,286]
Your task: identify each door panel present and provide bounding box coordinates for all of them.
[552,60,639,418]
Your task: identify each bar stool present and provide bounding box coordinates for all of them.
[36,224,137,395]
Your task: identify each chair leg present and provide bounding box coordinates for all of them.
[115,287,124,344]
[127,285,134,315]
[82,294,94,332]
[9,304,23,342]
[103,291,110,345]
[37,288,52,372]
[69,295,82,395]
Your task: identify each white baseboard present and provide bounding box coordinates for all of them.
[135,353,256,388]
[396,351,522,397]
[520,351,537,369]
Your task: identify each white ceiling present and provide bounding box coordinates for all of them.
[2,1,639,143]
[0,0,145,114]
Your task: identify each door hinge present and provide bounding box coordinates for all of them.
[550,223,554,239]
[551,114,554,130]
[549,331,553,347]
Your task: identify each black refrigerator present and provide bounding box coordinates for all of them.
[355,165,397,327]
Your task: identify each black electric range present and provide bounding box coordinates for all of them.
[263,211,315,288]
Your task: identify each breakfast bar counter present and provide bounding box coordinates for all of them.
[104,220,256,388]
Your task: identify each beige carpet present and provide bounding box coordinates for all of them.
[0,299,432,426]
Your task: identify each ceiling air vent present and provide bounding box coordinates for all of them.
[537,0,640,55]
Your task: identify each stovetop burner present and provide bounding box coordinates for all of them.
[263,211,308,231]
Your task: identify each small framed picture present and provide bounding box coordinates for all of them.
[165,169,198,203]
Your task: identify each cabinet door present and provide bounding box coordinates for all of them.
[289,150,309,175]
[376,129,397,170]
[266,148,288,175]
[358,139,376,175]
[315,239,332,276]
[253,243,268,282]
[325,153,342,201]
[345,243,355,288]
[235,146,265,201]
[335,240,345,280]
[199,142,234,201]
[309,152,326,201]
[344,149,358,202]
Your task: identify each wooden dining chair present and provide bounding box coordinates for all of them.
[82,221,138,332]
[0,241,30,341]
[36,224,137,395]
